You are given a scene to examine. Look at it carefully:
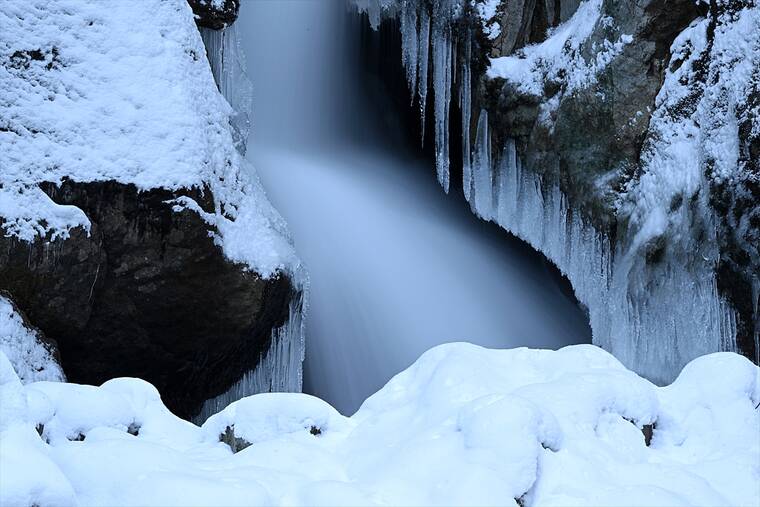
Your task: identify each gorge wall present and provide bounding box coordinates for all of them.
[356,0,759,380]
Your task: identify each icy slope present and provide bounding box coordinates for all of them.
[1,344,758,506]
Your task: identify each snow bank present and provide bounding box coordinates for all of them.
[0,0,297,276]
[1,344,757,506]
[0,296,64,384]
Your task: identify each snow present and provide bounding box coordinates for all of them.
[486,0,632,96]
[0,0,298,277]
[1,344,757,506]
[475,0,502,39]
[0,295,64,384]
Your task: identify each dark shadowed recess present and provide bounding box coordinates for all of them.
[0,180,294,419]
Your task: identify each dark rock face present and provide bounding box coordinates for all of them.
[187,0,240,30]
[0,180,294,418]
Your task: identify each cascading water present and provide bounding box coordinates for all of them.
[235,1,591,415]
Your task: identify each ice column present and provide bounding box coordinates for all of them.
[460,28,473,201]
[432,8,453,192]
[400,0,418,96]
[471,109,493,218]
[417,7,430,145]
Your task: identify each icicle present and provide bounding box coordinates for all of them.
[460,28,473,201]
[200,25,253,155]
[432,21,452,193]
[197,26,308,422]
[495,138,516,224]
[399,0,418,97]
[753,274,760,365]
[471,109,493,218]
[417,7,430,147]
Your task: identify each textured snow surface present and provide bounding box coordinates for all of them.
[0,296,63,384]
[1,344,758,507]
[0,0,297,276]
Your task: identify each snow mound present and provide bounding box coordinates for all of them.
[0,295,64,384]
[1,343,757,506]
[0,0,297,276]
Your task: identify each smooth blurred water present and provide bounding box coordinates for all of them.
[238,0,591,414]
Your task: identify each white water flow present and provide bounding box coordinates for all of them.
[238,1,590,415]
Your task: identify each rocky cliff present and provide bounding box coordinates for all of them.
[0,0,302,418]
[356,0,759,380]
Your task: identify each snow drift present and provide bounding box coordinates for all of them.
[1,344,757,506]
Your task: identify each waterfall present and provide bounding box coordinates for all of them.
[193,25,308,423]
[236,0,591,414]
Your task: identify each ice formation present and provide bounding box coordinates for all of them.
[199,25,253,155]
[196,20,308,421]
[2,344,758,506]
[193,293,306,423]
[356,0,465,192]
[354,0,753,382]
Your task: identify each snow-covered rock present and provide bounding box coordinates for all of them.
[0,0,303,417]
[0,344,757,506]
